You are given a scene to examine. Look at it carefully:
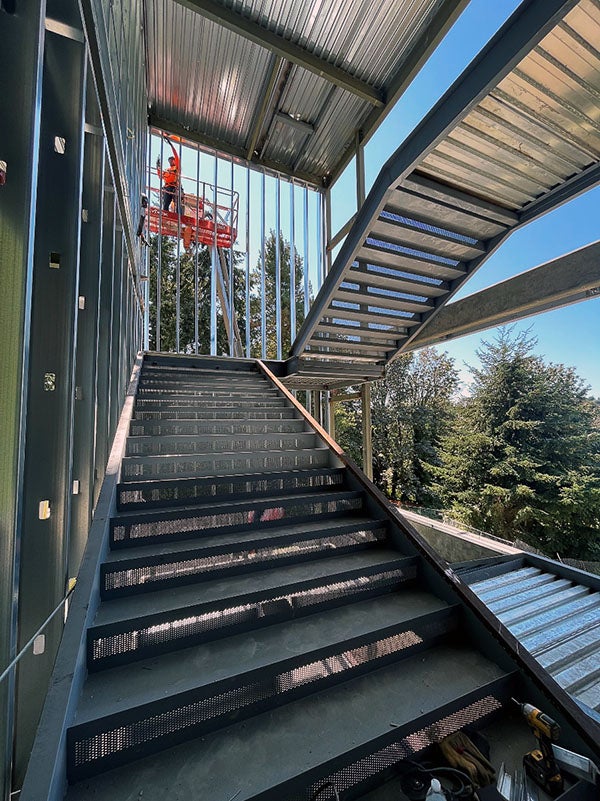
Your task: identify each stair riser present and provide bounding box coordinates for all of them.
[120,449,331,481]
[116,469,347,512]
[111,493,364,548]
[101,523,388,598]
[88,560,418,670]
[69,608,456,781]
[133,409,298,420]
[135,399,288,409]
[136,389,280,400]
[140,370,262,382]
[129,419,307,437]
[125,433,318,457]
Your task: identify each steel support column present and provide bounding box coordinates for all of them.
[362,383,373,481]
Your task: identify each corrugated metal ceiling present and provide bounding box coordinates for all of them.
[145,0,469,184]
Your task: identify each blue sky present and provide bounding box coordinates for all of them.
[330,0,600,397]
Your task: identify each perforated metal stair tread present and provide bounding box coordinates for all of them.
[129,418,308,436]
[104,516,386,563]
[75,591,453,723]
[133,408,299,420]
[111,488,362,522]
[120,449,333,480]
[124,431,319,455]
[93,550,414,627]
[65,646,509,801]
[136,390,282,400]
[117,466,345,502]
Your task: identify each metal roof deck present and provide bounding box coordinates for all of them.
[289,0,600,388]
[145,0,469,185]
[458,554,600,725]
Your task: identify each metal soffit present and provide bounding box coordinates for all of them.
[289,0,600,387]
[145,0,468,184]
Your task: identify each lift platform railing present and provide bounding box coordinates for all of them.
[147,179,239,249]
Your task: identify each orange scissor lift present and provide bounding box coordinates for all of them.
[148,180,239,249]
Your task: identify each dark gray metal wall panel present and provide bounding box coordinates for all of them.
[79,0,147,298]
[93,188,116,506]
[14,16,87,786]
[109,233,124,437]
[69,76,106,578]
[0,3,46,798]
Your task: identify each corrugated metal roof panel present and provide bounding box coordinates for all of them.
[227,0,444,86]
[467,562,600,718]
[146,0,468,181]
[147,0,273,149]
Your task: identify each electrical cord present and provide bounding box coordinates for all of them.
[398,759,474,801]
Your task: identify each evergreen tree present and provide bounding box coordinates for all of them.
[435,329,600,559]
[335,348,458,504]
[148,234,246,354]
[249,230,306,358]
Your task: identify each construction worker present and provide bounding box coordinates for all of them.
[156,137,181,213]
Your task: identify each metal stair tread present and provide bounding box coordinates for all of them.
[93,549,413,627]
[121,446,330,462]
[129,419,307,433]
[75,591,451,724]
[117,466,344,494]
[125,431,317,447]
[65,645,507,801]
[104,516,385,563]
[111,488,361,521]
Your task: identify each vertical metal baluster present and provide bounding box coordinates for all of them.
[211,152,218,355]
[157,132,163,351]
[260,169,266,359]
[245,167,251,358]
[275,175,282,360]
[175,137,182,352]
[194,143,200,354]
[289,179,296,344]
[145,128,151,350]
[229,156,235,357]
[303,185,310,318]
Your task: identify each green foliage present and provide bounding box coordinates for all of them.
[335,349,458,505]
[148,234,246,354]
[435,329,600,560]
[333,399,362,466]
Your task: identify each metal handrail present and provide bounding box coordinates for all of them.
[0,586,75,686]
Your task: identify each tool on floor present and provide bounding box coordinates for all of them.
[512,699,563,797]
[439,731,496,788]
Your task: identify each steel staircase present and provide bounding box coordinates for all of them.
[24,354,599,801]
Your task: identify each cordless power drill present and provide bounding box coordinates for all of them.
[512,699,564,797]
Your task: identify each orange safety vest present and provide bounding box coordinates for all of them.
[158,153,180,186]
